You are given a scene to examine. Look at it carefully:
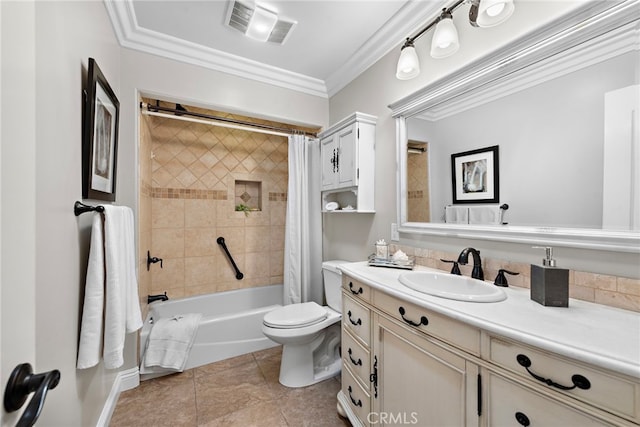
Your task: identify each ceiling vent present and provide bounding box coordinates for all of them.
[226,0,297,44]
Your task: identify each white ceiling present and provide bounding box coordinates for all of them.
[106,0,446,97]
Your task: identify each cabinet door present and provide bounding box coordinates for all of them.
[321,134,337,190]
[373,315,479,427]
[486,372,614,426]
[336,124,356,188]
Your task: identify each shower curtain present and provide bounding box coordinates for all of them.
[283,134,322,305]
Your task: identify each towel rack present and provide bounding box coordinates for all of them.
[74,201,104,216]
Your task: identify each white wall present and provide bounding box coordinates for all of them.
[29,2,126,425]
[325,1,640,278]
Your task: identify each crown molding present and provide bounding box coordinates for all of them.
[104,0,328,98]
[324,1,444,97]
[105,0,442,99]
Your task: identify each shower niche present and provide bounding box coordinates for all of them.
[235,180,262,213]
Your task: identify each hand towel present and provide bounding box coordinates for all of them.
[142,314,202,372]
[77,212,106,369]
[468,205,502,225]
[445,206,469,224]
[102,205,143,369]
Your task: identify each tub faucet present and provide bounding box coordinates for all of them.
[147,292,168,304]
[457,247,484,281]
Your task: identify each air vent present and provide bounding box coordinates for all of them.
[225,0,297,44]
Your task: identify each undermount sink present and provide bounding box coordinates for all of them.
[398,271,507,303]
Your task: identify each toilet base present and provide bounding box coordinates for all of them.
[278,323,341,388]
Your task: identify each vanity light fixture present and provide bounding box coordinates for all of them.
[396,0,515,80]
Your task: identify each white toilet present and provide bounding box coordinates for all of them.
[262,260,348,388]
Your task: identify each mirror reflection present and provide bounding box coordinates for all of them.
[405,44,639,230]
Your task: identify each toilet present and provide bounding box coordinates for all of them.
[262,260,348,388]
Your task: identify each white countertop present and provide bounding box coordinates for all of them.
[339,262,640,379]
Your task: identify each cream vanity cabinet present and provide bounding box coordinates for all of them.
[319,112,376,212]
[339,275,481,427]
[338,273,640,427]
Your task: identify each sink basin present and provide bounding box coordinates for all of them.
[398,271,507,303]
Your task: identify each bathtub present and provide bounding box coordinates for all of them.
[140,284,283,379]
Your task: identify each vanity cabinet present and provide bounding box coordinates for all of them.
[319,112,376,212]
[337,272,640,427]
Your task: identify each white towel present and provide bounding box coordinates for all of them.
[142,314,202,372]
[445,206,469,224]
[103,205,143,368]
[77,212,106,369]
[468,205,502,225]
[77,205,143,369]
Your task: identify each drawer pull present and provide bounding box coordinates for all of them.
[347,348,362,366]
[347,310,362,326]
[516,354,591,391]
[515,412,530,426]
[349,282,364,295]
[348,386,363,407]
[399,306,428,327]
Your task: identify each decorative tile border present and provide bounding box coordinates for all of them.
[151,187,227,200]
[269,192,287,202]
[408,190,424,199]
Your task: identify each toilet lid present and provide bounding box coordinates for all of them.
[263,302,328,328]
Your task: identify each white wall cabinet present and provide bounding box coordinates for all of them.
[319,112,376,212]
[337,273,640,427]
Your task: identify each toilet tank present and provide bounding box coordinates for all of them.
[322,260,349,312]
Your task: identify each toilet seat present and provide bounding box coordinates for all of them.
[263,302,328,329]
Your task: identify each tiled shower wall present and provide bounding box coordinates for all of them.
[407,149,430,223]
[138,102,314,304]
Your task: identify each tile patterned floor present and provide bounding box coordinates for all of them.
[110,346,350,426]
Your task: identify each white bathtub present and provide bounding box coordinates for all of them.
[140,284,282,379]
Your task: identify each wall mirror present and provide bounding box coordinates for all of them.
[391,1,640,252]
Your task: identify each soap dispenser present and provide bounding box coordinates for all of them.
[530,246,569,307]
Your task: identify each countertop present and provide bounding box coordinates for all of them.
[339,262,640,379]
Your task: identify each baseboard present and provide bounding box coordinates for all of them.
[96,367,140,427]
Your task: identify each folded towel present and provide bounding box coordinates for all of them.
[77,212,106,369]
[103,205,143,369]
[445,206,469,224]
[142,314,202,372]
[468,205,502,225]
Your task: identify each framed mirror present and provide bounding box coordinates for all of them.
[391,1,640,252]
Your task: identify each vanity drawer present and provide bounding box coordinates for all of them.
[342,364,371,427]
[486,371,616,426]
[488,336,640,422]
[373,290,480,356]
[343,292,371,346]
[342,327,371,390]
[343,276,371,302]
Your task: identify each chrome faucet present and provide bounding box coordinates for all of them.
[457,247,484,280]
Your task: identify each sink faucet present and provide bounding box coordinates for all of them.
[457,247,484,280]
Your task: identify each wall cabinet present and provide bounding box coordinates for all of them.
[319,112,376,212]
[337,273,640,427]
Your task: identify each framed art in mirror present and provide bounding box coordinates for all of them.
[82,57,119,202]
[451,145,499,204]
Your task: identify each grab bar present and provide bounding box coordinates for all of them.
[4,363,61,427]
[217,237,244,280]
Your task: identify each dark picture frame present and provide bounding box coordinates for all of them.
[451,145,499,204]
[82,57,119,201]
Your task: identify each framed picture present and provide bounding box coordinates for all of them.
[82,58,119,201]
[451,145,499,204]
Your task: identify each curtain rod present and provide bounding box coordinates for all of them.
[139,102,317,138]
